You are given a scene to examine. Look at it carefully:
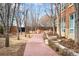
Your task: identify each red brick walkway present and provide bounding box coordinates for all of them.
[24,33,58,56]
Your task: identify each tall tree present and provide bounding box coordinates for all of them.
[5,4,12,47]
[15,3,21,40]
[50,4,56,35]
[24,9,28,37]
[0,3,12,47]
[55,3,61,38]
[9,4,17,32]
[74,4,79,43]
[44,4,56,35]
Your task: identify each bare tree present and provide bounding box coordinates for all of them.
[24,9,28,37]
[15,3,21,40]
[44,3,56,35]
[36,6,41,30]
[50,4,56,35]
[9,4,17,32]
[5,4,12,47]
[0,3,12,47]
[55,3,61,38]
[30,8,36,31]
[74,4,79,43]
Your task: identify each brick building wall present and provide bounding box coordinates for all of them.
[59,4,76,39]
[10,26,17,34]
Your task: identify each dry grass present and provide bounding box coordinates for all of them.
[0,33,29,56]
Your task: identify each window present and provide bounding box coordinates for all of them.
[70,14,73,20]
[61,17,66,32]
[69,13,75,33]
[61,3,67,11]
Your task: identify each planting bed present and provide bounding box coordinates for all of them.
[43,32,79,55]
[59,38,79,53]
[48,40,79,56]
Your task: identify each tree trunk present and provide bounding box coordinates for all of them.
[24,10,28,37]
[5,4,11,47]
[53,19,56,35]
[19,18,22,35]
[5,31,9,47]
[55,3,61,38]
[9,4,16,33]
[25,26,27,37]
[16,17,20,40]
[24,19,27,37]
[74,4,79,43]
[15,3,21,40]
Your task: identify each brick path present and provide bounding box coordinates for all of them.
[24,33,58,56]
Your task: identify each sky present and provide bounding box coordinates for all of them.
[14,3,56,27]
[23,3,55,18]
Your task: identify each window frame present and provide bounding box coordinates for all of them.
[69,12,75,33]
[61,17,66,32]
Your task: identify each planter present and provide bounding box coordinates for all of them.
[48,40,79,56]
[44,39,49,45]
[59,39,79,53]
[47,36,57,40]
[43,34,79,56]
[43,33,57,40]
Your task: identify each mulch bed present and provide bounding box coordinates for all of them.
[59,38,79,53]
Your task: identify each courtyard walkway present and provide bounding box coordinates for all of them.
[24,33,58,56]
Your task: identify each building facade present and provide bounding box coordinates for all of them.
[57,3,76,40]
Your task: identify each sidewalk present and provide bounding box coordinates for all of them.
[24,34,58,56]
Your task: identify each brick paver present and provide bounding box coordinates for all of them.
[24,33,58,56]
